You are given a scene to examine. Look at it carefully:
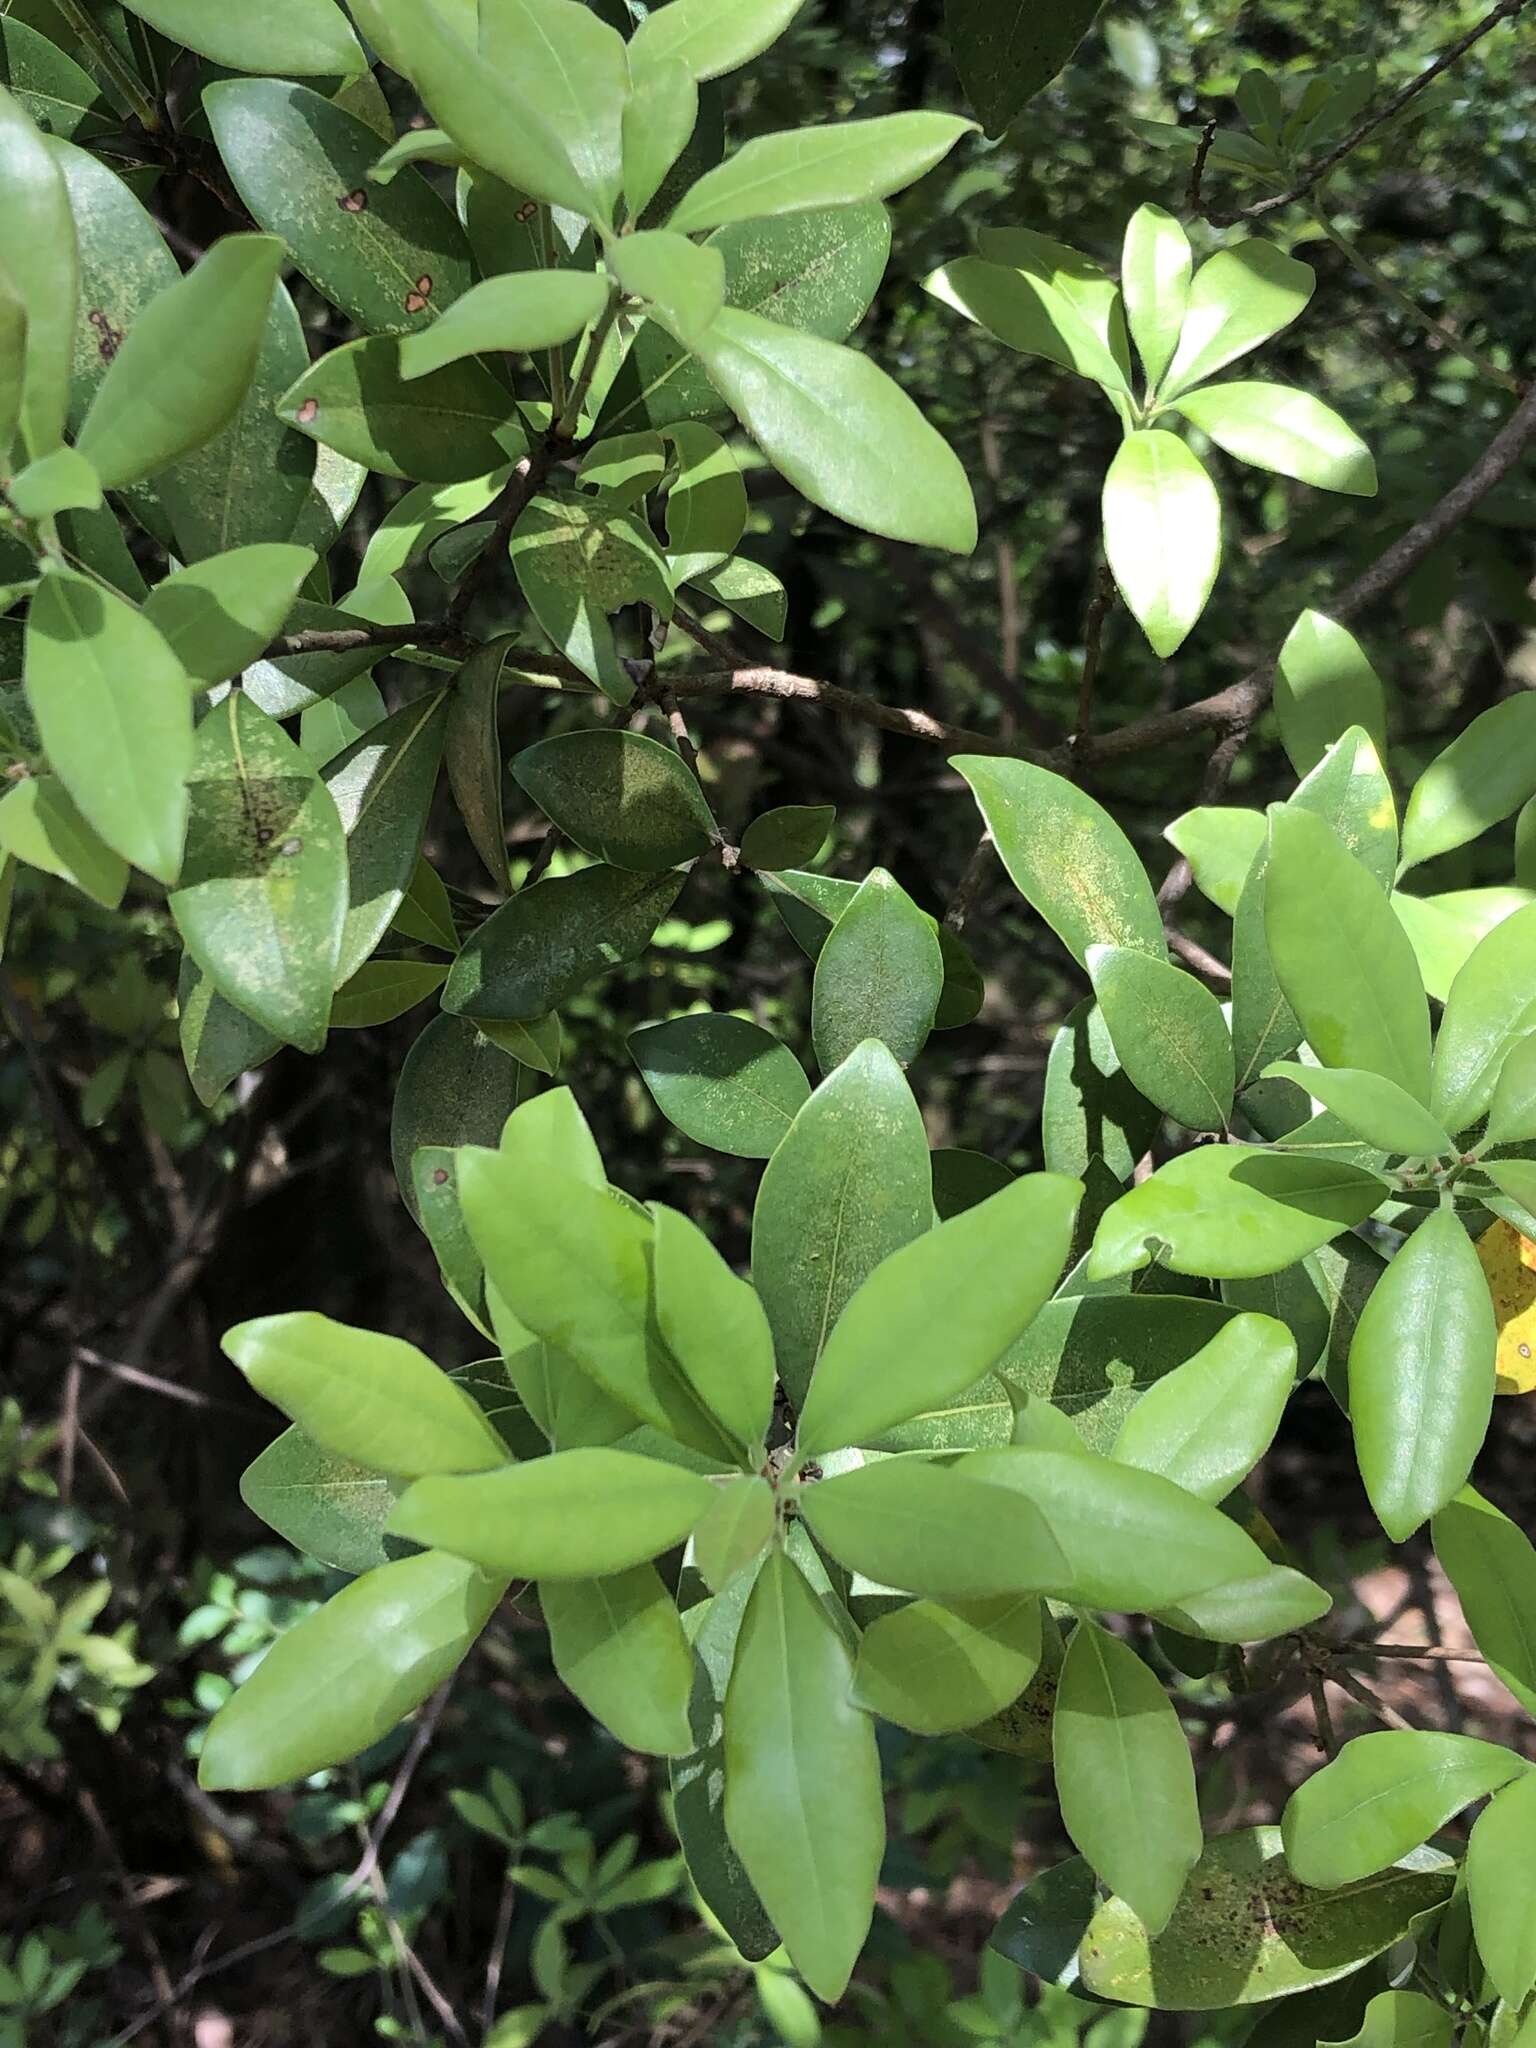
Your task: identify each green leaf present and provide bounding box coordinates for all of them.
[1040,998,1160,1184]
[1088,1145,1384,1283]
[1122,202,1191,391]
[508,491,672,703]
[1484,1034,1536,1148]
[1053,1619,1202,1936]
[1467,1772,1536,2009]
[1165,805,1265,916]
[512,730,715,872]
[398,269,609,381]
[692,307,976,554]
[1160,241,1315,401]
[739,805,834,872]
[0,272,22,460]
[1322,1992,1455,2048]
[324,692,450,986]
[765,866,984,1029]
[177,958,280,1106]
[332,957,447,1028]
[1089,944,1233,1132]
[607,232,724,349]
[628,0,809,82]
[853,1593,1041,1734]
[1282,1731,1527,1888]
[7,445,101,519]
[723,1548,883,2002]
[198,1551,504,1790]
[0,83,76,456]
[630,1012,809,1157]
[811,867,944,1073]
[1155,1560,1331,1645]
[1432,1488,1536,1717]
[1349,1208,1495,1542]
[621,57,698,220]
[170,692,347,1054]
[389,1012,533,1221]
[144,544,315,689]
[796,1172,1081,1457]
[1264,804,1430,1099]
[652,1203,776,1451]
[225,1310,505,1477]
[119,0,363,73]
[663,421,746,577]
[74,235,282,491]
[1431,903,1536,1134]
[751,1038,931,1408]
[693,1474,775,1592]
[1260,1064,1453,1159]
[1402,696,1536,874]
[1111,1312,1294,1502]
[1171,382,1375,495]
[478,0,628,226]
[1078,1826,1454,2009]
[442,863,684,1020]
[926,252,1131,397]
[0,774,126,908]
[1273,612,1388,778]
[669,112,974,234]
[989,1854,1098,1982]
[278,337,515,484]
[1102,428,1221,658]
[205,80,474,338]
[24,566,190,883]
[442,638,510,889]
[955,2,1108,128]
[240,1426,400,1576]
[357,469,510,586]
[0,18,110,141]
[389,1448,716,1576]
[541,1566,695,1757]
[957,756,1166,967]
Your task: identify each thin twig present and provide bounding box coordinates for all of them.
[945,829,996,933]
[1186,118,1218,216]
[1166,927,1232,983]
[1332,1667,1417,1732]
[1071,560,1117,755]
[1337,1639,1490,1664]
[1307,1669,1340,1758]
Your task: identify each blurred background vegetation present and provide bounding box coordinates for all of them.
[3,0,1535,2039]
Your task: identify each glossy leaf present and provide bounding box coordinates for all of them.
[622,57,698,218]
[1123,202,1190,390]
[1041,998,1160,1184]
[1112,1312,1295,1501]
[279,337,514,485]
[25,566,190,884]
[811,867,944,1073]
[1160,241,1315,400]
[177,958,281,1107]
[1432,1488,1536,1717]
[332,958,447,1028]
[1053,1619,1202,1935]
[1102,428,1221,657]
[512,730,715,872]
[927,253,1130,396]
[669,112,973,234]
[541,1566,695,1757]
[739,805,835,872]
[607,232,725,349]
[1282,1731,1527,1888]
[120,0,363,73]
[1165,805,1265,916]
[199,1552,504,1790]
[0,18,110,141]
[390,1013,531,1221]
[478,0,628,225]
[0,774,126,909]
[1089,944,1233,1131]
[1172,382,1375,495]
[628,0,809,82]
[7,445,101,519]
[765,866,983,1030]
[1484,1034,1536,1148]
[398,269,609,380]
[1261,1063,1453,1159]
[852,1594,1041,1734]
[509,492,672,703]
[240,1426,400,1577]
[0,83,77,456]
[1274,611,1388,776]
[692,1475,775,1592]
[630,1011,810,1158]
[1466,1771,1536,2009]
[652,1202,776,1451]
[442,864,684,1020]
[144,544,315,690]
[751,1038,931,1408]
[946,0,1103,136]
[1402,696,1536,874]
[1431,903,1536,1134]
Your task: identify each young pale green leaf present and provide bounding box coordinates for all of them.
[607,232,725,349]
[1154,1562,1331,1645]
[205,81,474,338]
[926,254,1131,396]
[811,867,944,1073]
[170,692,347,1054]
[0,775,127,910]
[1350,1208,1495,1542]
[1164,805,1265,916]
[1053,1620,1202,1936]
[25,566,191,884]
[479,0,628,223]
[442,864,685,1020]
[512,730,715,873]
[303,676,389,770]
[946,0,1103,137]
[144,544,315,690]
[629,0,809,81]
[278,337,515,484]
[800,1455,1067,1599]
[7,446,101,520]
[692,307,976,553]
[120,0,363,73]
[390,1447,717,1576]
[1102,428,1221,658]
[398,270,609,381]
[224,1312,506,1477]
[1274,611,1388,776]
[620,58,697,224]
[541,1566,696,1757]
[1432,1488,1536,1717]
[1160,241,1315,400]
[739,804,835,873]
[652,1203,776,1452]
[1111,1313,1294,1501]
[751,1038,931,1408]
[1431,903,1536,1134]
[199,1552,504,1790]
[1079,1826,1454,2010]
[852,1594,1042,1733]
[509,492,672,703]
[1088,1145,1385,1283]
[1170,383,1375,495]
[75,235,283,491]
[1122,202,1191,391]
[956,756,1166,967]
[1402,696,1536,874]
[240,1427,400,1577]
[1088,944,1233,1131]
[0,273,24,458]
[1322,1992,1454,2048]
[669,112,974,234]
[1264,805,1430,1100]
[630,1011,810,1158]
[1466,1772,1536,2009]
[724,1548,883,2003]
[796,1172,1081,1457]
[692,1475,775,1592]
[1282,1731,1527,1888]
[1261,1064,1453,1159]
[324,693,450,986]
[0,84,77,456]
[1485,1034,1536,1148]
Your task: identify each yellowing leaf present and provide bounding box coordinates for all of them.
[1475,1220,1536,1395]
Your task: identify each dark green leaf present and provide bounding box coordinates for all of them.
[509,492,672,703]
[946,0,1103,136]
[389,1011,534,1220]
[240,1426,401,1577]
[512,729,716,872]
[811,867,944,1073]
[739,804,834,871]
[278,337,516,484]
[630,1011,811,1158]
[324,691,450,985]
[177,957,280,1106]
[441,863,685,1020]
[0,18,110,139]
[1042,998,1161,1182]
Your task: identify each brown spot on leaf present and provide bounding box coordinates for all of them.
[87,307,123,360]
[404,273,435,315]
[516,200,538,224]
[338,188,368,213]
[432,1168,450,1187]
[296,398,319,425]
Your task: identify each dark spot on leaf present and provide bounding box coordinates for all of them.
[339,188,368,212]
[297,399,319,425]
[432,1168,450,1186]
[516,201,539,223]
[256,826,274,845]
[1521,1343,1531,1358]
[404,273,435,316]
